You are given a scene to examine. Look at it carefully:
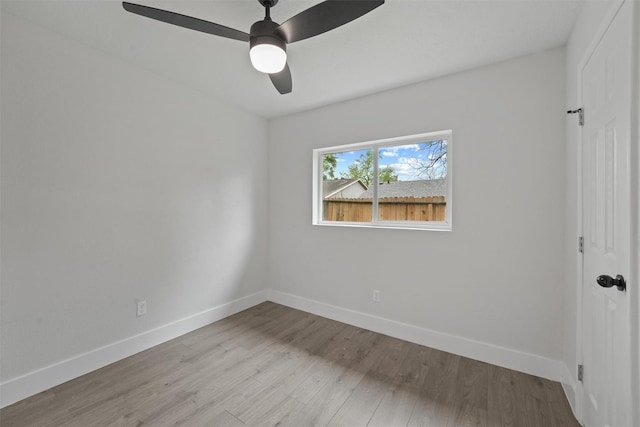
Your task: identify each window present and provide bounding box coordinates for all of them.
[313,130,452,231]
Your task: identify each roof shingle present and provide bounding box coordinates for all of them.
[357,179,446,198]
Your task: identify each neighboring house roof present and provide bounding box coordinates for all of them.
[323,179,367,199]
[357,179,446,198]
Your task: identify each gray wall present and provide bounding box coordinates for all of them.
[268,48,566,362]
[1,12,268,381]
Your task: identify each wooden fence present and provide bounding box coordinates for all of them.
[323,196,446,222]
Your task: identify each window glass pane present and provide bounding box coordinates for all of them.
[322,149,373,222]
[376,140,447,221]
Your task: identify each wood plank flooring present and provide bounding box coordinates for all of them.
[0,302,580,426]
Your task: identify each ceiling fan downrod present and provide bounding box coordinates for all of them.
[259,0,278,19]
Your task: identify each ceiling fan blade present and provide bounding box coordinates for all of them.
[269,64,292,94]
[277,0,384,44]
[122,2,250,42]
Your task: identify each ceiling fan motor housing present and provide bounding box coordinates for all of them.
[250,20,286,52]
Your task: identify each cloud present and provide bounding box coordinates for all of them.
[380,144,422,159]
[381,155,436,180]
[385,161,417,180]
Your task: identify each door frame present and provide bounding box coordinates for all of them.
[574,0,640,424]
[631,2,640,425]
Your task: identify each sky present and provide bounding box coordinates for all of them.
[330,141,447,182]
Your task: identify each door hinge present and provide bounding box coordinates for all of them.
[578,364,584,382]
[578,236,584,253]
[567,108,584,126]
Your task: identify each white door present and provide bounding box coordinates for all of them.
[581,1,633,426]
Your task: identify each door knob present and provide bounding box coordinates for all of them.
[596,274,626,292]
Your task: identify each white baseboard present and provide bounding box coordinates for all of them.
[1,289,570,410]
[561,362,582,424]
[267,289,564,382]
[0,290,268,408]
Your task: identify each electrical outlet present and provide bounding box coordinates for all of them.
[372,290,381,303]
[136,300,147,317]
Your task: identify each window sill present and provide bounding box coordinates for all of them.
[313,221,452,232]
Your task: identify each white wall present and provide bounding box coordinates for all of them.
[1,11,268,404]
[268,48,566,375]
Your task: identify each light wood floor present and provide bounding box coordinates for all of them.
[1,302,580,427]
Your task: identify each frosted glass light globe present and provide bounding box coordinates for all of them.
[250,43,287,74]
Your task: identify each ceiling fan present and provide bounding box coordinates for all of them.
[122,0,384,94]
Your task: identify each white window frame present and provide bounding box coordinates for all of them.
[312,130,452,231]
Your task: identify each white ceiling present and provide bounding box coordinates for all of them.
[3,0,583,118]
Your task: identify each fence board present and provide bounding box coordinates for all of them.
[323,197,446,222]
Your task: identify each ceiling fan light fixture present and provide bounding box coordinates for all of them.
[123,0,385,93]
[249,30,287,74]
